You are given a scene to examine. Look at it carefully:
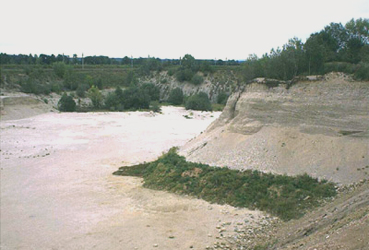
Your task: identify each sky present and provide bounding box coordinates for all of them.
[1,0,368,60]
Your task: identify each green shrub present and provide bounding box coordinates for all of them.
[53,62,67,78]
[168,68,176,76]
[57,93,76,112]
[104,92,120,111]
[20,78,51,95]
[324,62,355,74]
[168,87,184,105]
[87,85,103,108]
[212,103,225,111]
[63,69,80,90]
[176,68,194,82]
[354,62,369,80]
[122,85,151,110]
[76,83,89,98]
[23,65,32,75]
[95,77,103,90]
[216,91,229,105]
[200,62,215,73]
[20,78,38,94]
[113,148,337,221]
[50,83,62,94]
[185,92,212,111]
[142,83,160,101]
[191,73,204,85]
[150,101,161,113]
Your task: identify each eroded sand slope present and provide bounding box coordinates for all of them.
[180,73,369,185]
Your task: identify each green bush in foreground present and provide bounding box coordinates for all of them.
[113,148,336,221]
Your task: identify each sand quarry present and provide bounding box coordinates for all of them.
[1,106,269,250]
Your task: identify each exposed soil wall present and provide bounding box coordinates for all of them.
[180,73,369,185]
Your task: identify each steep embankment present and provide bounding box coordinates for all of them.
[180,73,369,185]
[140,70,239,102]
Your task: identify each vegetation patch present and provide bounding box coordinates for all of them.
[113,148,336,221]
[185,92,212,111]
[338,130,363,136]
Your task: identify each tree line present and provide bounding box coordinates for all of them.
[0,53,241,67]
[2,18,368,80]
[242,18,369,81]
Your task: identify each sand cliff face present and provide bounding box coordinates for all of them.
[180,73,369,185]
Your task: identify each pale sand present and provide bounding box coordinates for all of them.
[0,107,265,250]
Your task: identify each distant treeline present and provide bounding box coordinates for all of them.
[0,53,241,67]
[1,18,368,81]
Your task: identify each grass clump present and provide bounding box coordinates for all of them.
[113,148,336,221]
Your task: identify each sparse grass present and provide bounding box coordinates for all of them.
[113,148,337,221]
[212,103,226,111]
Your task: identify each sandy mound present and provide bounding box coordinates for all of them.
[0,94,55,121]
[180,73,369,185]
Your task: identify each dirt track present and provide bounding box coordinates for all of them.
[0,107,267,250]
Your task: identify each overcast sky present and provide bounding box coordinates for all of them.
[1,0,368,60]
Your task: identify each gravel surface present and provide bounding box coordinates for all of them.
[1,107,271,250]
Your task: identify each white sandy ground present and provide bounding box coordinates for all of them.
[0,107,268,250]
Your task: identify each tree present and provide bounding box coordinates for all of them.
[58,94,76,112]
[168,88,184,105]
[343,18,369,63]
[176,54,200,82]
[243,54,264,80]
[304,34,326,74]
[265,47,285,79]
[324,22,348,55]
[122,56,131,65]
[72,54,78,64]
[278,37,306,79]
[182,54,198,71]
[88,85,103,108]
[344,37,364,63]
[345,18,369,45]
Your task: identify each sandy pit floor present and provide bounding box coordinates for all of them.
[1,107,267,250]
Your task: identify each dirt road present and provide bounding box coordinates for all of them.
[1,107,265,250]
